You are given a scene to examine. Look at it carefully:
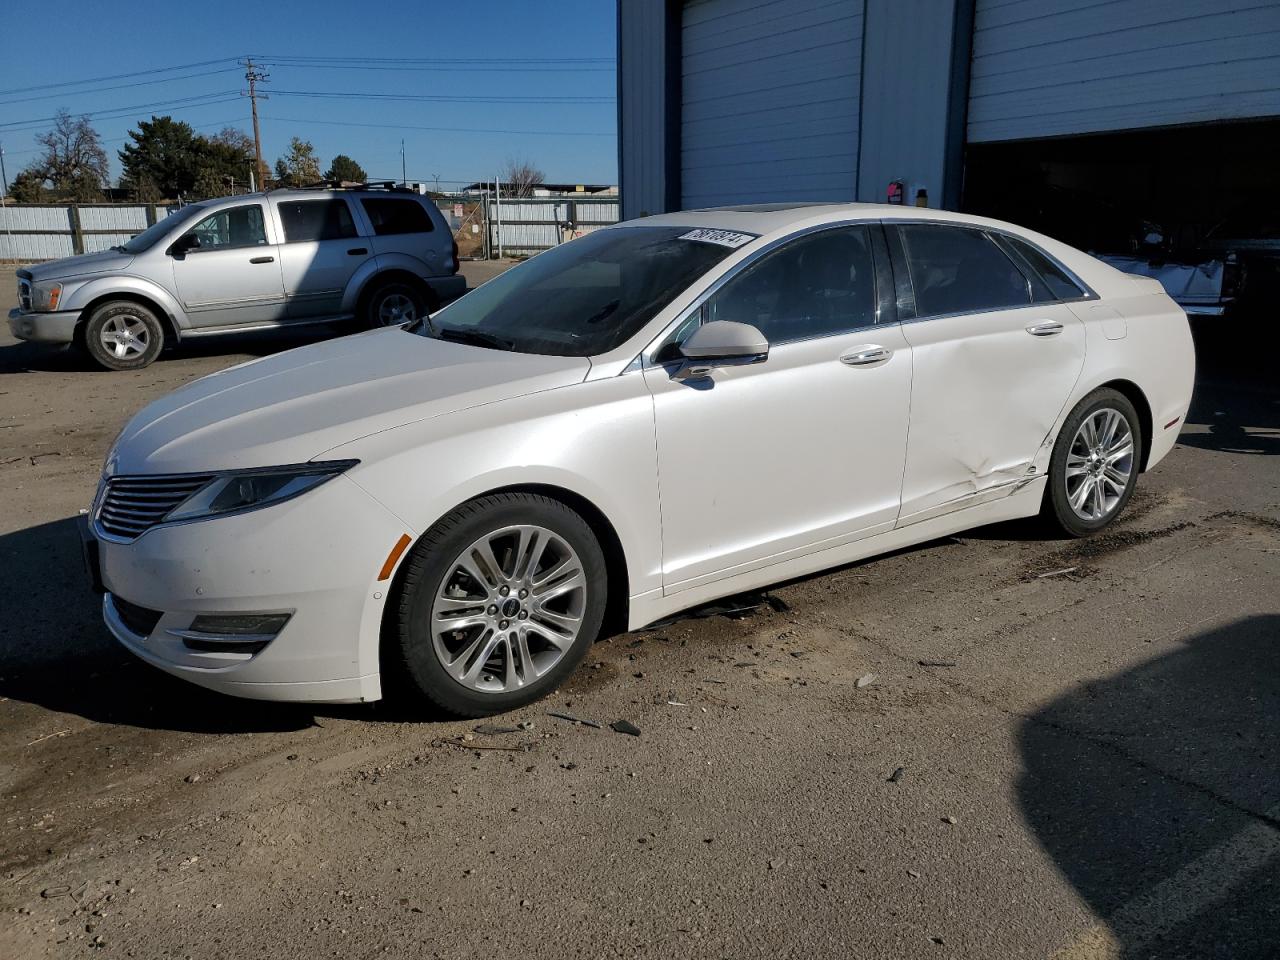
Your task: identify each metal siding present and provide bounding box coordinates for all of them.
[969,0,1280,142]
[619,0,673,219]
[857,0,967,207]
[680,0,863,207]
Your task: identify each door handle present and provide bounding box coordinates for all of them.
[249,256,274,264]
[347,248,368,256]
[1025,320,1064,337]
[840,345,893,367]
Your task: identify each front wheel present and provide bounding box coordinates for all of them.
[391,493,608,717]
[81,300,165,371]
[1042,388,1142,537]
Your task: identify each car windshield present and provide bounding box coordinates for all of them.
[118,204,208,254]
[415,226,748,357]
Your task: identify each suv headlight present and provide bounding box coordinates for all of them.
[165,460,358,523]
[31,281,63,312]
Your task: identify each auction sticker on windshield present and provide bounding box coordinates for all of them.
[678,228,757,248]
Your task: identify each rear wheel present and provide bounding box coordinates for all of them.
[1042,388,1142,537]
[81,301,165,371]
[364,279,435,329]
[392,493,607,717]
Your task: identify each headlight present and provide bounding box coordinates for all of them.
[165,460,358,523]
[32,281,63,312]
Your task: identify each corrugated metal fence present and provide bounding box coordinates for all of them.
[489,197,620,255]
[1,197,621,263]
[0,203,178,261]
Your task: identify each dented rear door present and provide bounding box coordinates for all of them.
[888,222,1086,525]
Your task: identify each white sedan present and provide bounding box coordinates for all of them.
[85,204,1195,716]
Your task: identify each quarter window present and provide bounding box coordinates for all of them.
[704,226,877,344]
[186,205,267,250]
[360,198,434,236]
[278,199,358,243]
[1001,234,1087,301]
[898,224,1030,317]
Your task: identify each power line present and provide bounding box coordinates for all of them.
[261,115,612,138]
[0,92,244,131]
[0,57,240,98]
[254,54,614,64]
[261,62,613,74]
[270,89,614,104]
[0,68,241,108]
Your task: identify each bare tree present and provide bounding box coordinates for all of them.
[35,110,108,200]
[500,156,545,198]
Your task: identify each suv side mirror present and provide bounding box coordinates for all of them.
[169,233,200,257]
[674,320,770,380]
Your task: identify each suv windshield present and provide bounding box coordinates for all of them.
[118,204,208,254]
[415,226,747,357]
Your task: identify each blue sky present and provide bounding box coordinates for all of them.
[0,0,617,190]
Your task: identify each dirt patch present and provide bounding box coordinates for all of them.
[1022,520,1197,579]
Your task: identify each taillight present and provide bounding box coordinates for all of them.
[451,238,460,274]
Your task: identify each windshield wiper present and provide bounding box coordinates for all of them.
[109,245,127,253]
[435,327,516,352]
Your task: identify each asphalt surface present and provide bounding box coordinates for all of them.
[0,274,1276,959]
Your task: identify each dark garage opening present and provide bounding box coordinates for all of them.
[962,118,1280,321]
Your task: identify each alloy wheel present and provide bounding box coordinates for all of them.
[99,314,151,360]
[430,524,587,694]
[377,292,417,326]
[1064,407,1134,521]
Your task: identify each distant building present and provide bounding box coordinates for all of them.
[461,182,618,198]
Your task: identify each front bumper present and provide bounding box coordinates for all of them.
[95,473,412,704]
[8,307,82,343]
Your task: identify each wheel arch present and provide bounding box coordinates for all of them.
[1097,378,1154,471]
[354,269,438,321]
[377,482,631,685]
[76,290,181,344]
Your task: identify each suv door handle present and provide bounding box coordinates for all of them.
[347,247,368,256]
[1026,320,1064,337]
[840,345,893,367]
[249,256,274,264]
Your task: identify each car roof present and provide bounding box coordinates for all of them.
[631,202,1024,234]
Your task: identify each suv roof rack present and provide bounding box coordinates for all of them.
[292,179,419,194]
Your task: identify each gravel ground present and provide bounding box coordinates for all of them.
[1,272,1277,959]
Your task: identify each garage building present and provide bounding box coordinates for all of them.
[617,0,1280,268]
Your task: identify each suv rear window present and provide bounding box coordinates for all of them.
[278,199,357,243]
[361,198,434,236]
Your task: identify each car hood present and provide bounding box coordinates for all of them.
[109,328,591,475]
[22,250,135,282]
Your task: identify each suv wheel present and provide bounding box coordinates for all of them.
[391,493,608,717]
[365,279,435,329]
[81,301,165,371]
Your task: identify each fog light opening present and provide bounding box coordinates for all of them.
[170,612,292,654]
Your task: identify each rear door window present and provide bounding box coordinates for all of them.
[361,198,434,236]
[897,224,1030,317]
[278,199,358,243]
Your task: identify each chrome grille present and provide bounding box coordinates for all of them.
[18,278,32,312]
[96,474,214,540]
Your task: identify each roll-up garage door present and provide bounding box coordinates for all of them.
[680,0,863,208]
[968,0,1280,143]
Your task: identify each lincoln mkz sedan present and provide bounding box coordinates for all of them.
[84,204,1195,716]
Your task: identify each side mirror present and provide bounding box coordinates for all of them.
[674,320,769,380]
[169,233,200,257]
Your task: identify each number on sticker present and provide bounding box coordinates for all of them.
[678,228,756,249]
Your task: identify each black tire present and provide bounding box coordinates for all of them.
[391,493,608,717]
[1042,387,1143,537]
[81,300,165,371]
[363,278,436,330]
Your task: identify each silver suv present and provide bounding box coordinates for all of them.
[8,185,465,370]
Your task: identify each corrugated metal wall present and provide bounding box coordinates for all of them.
[618,0,676,219]
[0,204,174,261]
[490,198,620,255]
[969,0,1280,142]
[680,0,863,207]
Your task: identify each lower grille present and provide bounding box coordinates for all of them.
[111,595,163,638]
[96,474,213,540]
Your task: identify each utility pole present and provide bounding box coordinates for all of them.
[400,139,407,187]
[242,59,269,189]
[0,142,12,258]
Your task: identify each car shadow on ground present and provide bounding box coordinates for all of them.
[1020,614,1280,958]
